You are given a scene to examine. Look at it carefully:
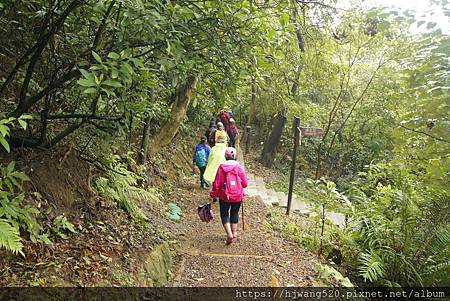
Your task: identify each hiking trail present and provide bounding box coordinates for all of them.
[169,148,321,287]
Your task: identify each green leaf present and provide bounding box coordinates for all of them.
[79,69,92,79]
[37,233,52,245]
[92,51,102,63]
[7,161,15,174]
[0,124,9,137]
[0,219,23,255]
[129,58,144,69]
[107,52,120,60]
[280,12,289,27]
[18,119,27,130]
[122,62,134,74]
[111,68,119,79]
[102,80,122,88]
[0,137,10,153]
[20,114,33,120]
[11,171,30,181]
[83,87,98,94]
[78,78,96,87]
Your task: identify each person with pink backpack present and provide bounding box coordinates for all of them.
[210,147,248,245]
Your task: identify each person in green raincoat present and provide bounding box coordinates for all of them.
[203,135,227,184]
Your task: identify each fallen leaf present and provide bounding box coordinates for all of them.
[99,252,112,262]
[271,275,281,287]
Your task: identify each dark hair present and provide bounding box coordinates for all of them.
[200,136,207,143]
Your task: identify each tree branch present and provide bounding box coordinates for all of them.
[46,114,123,121]
[41,120,85,148]
[399,125,450,143]
[18,0,86,109]
[0,0,58,97]
[11,69,80,117]
[92,0,116,49]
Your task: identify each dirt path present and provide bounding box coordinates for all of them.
[169,177,320,287]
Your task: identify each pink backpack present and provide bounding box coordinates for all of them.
[224,166,242,201]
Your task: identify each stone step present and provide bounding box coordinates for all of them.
[279,193,298,207]
[257,189,268,200]
[266,188,279,206]
[247,179,256,188]
[245,188,258,197]
[276,192,286,206]
[325,212,346,228]
[293,208,311,216]
[291,209,345,228]
[276,191,286,200]
[255,177,265,187]
[256,195,273,207]
[291,199,310,211]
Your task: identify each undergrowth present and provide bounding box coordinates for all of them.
[266,209,342,260]
[0,115,51,254]
[95,153,161,222]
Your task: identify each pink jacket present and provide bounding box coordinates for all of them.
[210,160,248,202]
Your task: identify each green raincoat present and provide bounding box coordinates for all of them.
[204,142,227,183]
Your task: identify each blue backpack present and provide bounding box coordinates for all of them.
[195,148,207,167]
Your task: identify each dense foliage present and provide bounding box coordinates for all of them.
[0,0,448,288]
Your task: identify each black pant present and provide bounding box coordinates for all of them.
[228,138,236,148]
[198,165,207,187]
[219,200,242,225]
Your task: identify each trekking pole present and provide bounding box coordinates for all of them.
[241,201,245,231]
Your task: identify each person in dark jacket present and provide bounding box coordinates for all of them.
[226,118,239,148]
[205,118,216,145]
[192,136,211,188]
[207,125,217,147]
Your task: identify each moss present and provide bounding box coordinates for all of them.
[137,242,173,286]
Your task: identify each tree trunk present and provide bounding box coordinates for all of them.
[247,77,258,127]
[148,75,196,156]
[259,113,286,167]
[137,116,151,165]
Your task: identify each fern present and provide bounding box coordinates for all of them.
[317,263,354,287]
[95,165,159,222]
[0,159,43,252]
[0,218,23,255]
[358,249,385,282]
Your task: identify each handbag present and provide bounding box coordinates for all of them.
[197,203,213,223]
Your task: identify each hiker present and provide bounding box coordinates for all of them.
[210,147,248,245]
[203,135,227,184]
[192,136,211,188]
[207,124,217,147]
[215,122,228,145]
[219,110,232,129]
[205,118,216,142]
[226,118,239,148]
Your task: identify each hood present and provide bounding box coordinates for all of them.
[221,160,239,172]
[212,142,227,149]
